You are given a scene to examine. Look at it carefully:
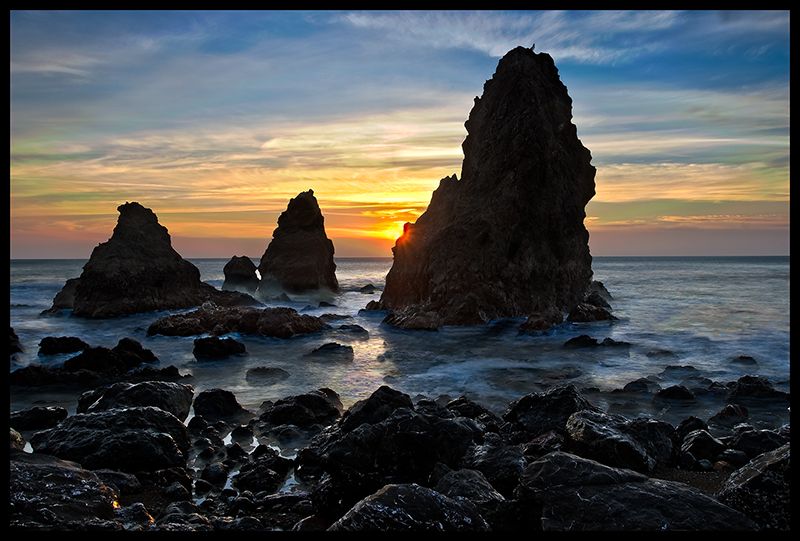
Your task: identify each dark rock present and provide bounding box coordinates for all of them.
[46,202,254,318]
[563,334,598,348]
[584,290,611,310]
[435,468,505,506]
[187,415,208,433]
[337,324,369,338]
[729,429,787,459]
[192,336,247,359]
[379,48,595,329]
[359,284,377,294]
[230,425,254,442]
[445,396,501,431]
[30,406,189,472]
[601,337,629,347]
[730,355,757,366]
[194,479,213,495]
[696,459,714,472]
[460,434,526,497]
[503,384,597,439]
[245,366,291,384]
[717,443,789,530]
[193,388,253,423]
[94,469,142,495]
[259,388,343,428]
[727,375,789,401]
[414,398,454,418]
[10,406,68,431]
[718,449,750,468]
[519,308,564,333]
[10,428,26,450]
[622,378,661,394]
[681,430,726,461]
[646,349,676,358]
[222,256,259,294]
[233,449,293,493]
[147,304,326,338]
[41,277,80,314]
[112,337,159,367]
[567,303,616,322]
[77,381,194,421]
[654,385,695,401]
[516,451,755,530]
[38,336,90,355]
[256,190,338,294]
[10,327,23,355]
[304,342,354,362]
[675,416,709,443]
[709,404,749,427]
[660,364,700,377]
[116,502,155,530]
[9,452,119,528]
[200,463,229,487]
[340,385,413,432]
[318,301,336,308]
[565,410,674,472]
[522,430,564,459]
[363,300,383,311]
[63,346,127,374]
[328,483,490,531]
[588,280,613,301]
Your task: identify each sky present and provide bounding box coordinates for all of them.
[10,10,790,258]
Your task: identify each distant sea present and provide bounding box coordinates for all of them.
[9,256,790,428]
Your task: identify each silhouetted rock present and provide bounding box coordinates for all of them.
[516,451,755,530]
[42,277,80,314]
[359,284,377,294]
[38,336,90,355]
[259,388,343,429]
[30,406,189,472]
[730,355,758,366]
[193,337,247,359]
[563,334,598,348]
[112,337,159,367]
[77,381,194,421]
[655,385,695,401]
[245,366,291,384]
[379,47,595,329]
[193,389,254,423]
[621,378,661,394]
[10,406,68,431]
[256,190,338,295]
[304,342,354,362]
[46,202,256,318]
[328,483,490,531]
[147,304,326,338]
[10,327,22,355]
[222,256,259,294]
[340,386,413,432]
[717,443,789,530]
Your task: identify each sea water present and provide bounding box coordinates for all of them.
[9,256,790,429]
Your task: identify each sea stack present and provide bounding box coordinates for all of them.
[378,47,596,329]
[46,202,254,318]
[222,256,260,294]
[256,190,338,295]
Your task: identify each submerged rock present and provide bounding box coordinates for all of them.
[147,304,327,338]
[192,336,247,359]
[10,406,68,431]
[516,451,755,530]
[45,202,256,318]
[245,366,291,384]
[222,256,259,294]
[256,190,339,295]
[379,47,596,329]
[304,342,354,363]
[77,381,194,421]
[38,336,90,355]
[328,483,490,531]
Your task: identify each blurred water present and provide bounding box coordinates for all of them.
[9,256,790,429]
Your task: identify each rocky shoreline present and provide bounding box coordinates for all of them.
[10,377,790,531]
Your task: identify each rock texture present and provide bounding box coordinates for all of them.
[256,190,338,295]
[378,47,595,328]
[77,381,194,421]
[222,256,260,294]
[46,202,256,317]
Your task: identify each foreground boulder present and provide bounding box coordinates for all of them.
[328,484,490,531]
[503,385,597,440]
[38,336,90,355]
[222,256,260,294]
[77,381,194,421]
[147,304,327,338]
[256,190,339,295]
[45,202,255,318]
[30,406,189,472]
[378,47,595,329]
[10,451,119,529]
[516,452,756,530]
[193,388,254,423]
[258,388,343,429]
[717,443,790,530]
[9,406,68,431]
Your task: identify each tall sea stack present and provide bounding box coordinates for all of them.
[47,202,254,318]
[379,46,596,329]
[256,190,338,295]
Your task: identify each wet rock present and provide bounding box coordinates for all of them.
[328,483,490,531]
[379,48,595,330]
[30,406,189,472]
[187,415,208,434]
[193,336,247,359]
[10,428,26,450]
[230,425,254,442]
[259,388,343,428]
[445,396,502,431]
[9,451,119,529]
[460,434,526,497]
[232,449,293,493]
[718,449,750,468]
[194,479,213,495]
[660,364,700,377]
[727,375,789,401]
[63,346,128,374]
[675,416,709,443]
[567,303,616,322]
[563,334,598,348]
[304,342,354,362]
[256,190,339,295]
[522,430,565,459]
[717,443,789,530]
[38,336,90,355]
[193,388,254,423]
[729,429,787,459]
[654,385,695,401]
[435,468,505,506]
[519,308,564,333]
[147,304,326,338]
[116,502,155,531]
[94,469,142,495]
[42,277,80,314]
[46,202,255,318]
[584,290,611,310]
[565,410,674,473]
[112,337,159,366]
[222,256,259,294]
[77,381,194,421]
[245,366,291,384]
[359,284,377,294]
[709,404,749,427]
[646,349,676,358]
[680,430,726,461]
[588,280,613,302]
[621,378,661,394]
[503,384,597,439]
[340,385,413,432]
[10,406,68,431]
[10,327,23,355]
[730,355,758,366]
[337,324,369,338]
[200,463,229,487]
[517,451,755,530]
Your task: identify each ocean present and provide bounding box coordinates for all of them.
[9,256,790,429]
